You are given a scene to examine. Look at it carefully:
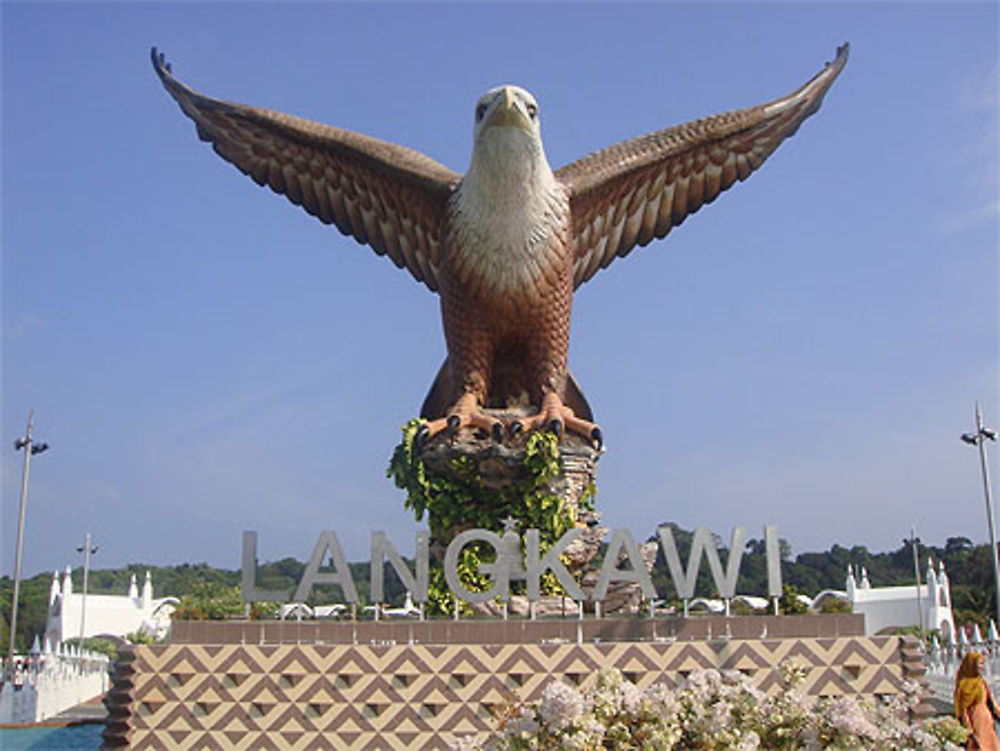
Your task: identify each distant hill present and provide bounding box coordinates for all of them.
[1,526,994,652]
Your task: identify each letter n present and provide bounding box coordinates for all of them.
[370,531,428,603]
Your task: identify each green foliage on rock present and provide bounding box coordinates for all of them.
[387,419,589,614]
[388,420,582,537]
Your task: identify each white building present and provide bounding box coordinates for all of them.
[816,559,956,637]
[45,567,177,647]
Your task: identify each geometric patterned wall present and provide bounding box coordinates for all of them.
[102,628,927,750]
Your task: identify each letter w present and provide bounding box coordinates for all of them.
[657,526,746,600]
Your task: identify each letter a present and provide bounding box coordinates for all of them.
[294,531,359,604]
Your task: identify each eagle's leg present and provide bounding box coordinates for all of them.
[512,392,603,448]
[418,392,504,444]
[417,356,504,443]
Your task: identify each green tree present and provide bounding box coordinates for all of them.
[172,583,245,621]
[779,584,808,615]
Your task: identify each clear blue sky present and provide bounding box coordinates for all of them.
[3,3,997,580]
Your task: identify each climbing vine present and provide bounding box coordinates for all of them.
[387,419,594,614]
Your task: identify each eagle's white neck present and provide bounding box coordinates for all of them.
[450,128,567,299]
[465,128,556,199]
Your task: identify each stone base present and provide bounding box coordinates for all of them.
[413,413,609,597]
[101,616,929,750]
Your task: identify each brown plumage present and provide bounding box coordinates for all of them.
[152,45,849,446]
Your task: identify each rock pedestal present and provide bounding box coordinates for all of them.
[417,406,604,572]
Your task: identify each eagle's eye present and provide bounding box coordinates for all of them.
[526,103,538,120]
[475,103,488,122]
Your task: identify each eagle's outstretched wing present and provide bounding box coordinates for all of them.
[558,44,849,289]
[151,48,460,292]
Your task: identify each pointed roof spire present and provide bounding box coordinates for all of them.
[142,571,153,608]
[50,570,61,605]
[128,574,139,600]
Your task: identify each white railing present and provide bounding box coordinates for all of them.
[0,648,110,724]
[924,634,1000,705]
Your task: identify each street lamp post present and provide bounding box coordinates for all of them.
[910,526,924,638]
[77,533,99,648]
[961,403,999,627]
[6,411,49,678]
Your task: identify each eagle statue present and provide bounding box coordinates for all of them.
[152,45,848,448]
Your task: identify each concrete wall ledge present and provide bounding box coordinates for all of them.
[170,613,864,646]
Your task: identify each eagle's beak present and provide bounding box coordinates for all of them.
[485,87,532,132]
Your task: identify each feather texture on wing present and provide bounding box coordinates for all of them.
[558,44,848,288]
[151,49,460,292]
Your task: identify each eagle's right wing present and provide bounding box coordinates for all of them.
[558,45,848,289]
[152,48,460,292]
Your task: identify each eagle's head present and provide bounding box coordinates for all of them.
[474,85,539,136]
[469,84,552,189]
[469,85,552,181]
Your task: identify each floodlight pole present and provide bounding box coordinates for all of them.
[962,403,1000,627]
[6,411,48,678]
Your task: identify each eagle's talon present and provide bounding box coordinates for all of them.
[591,427,603,449]
[430,395,506,442]
[515,393,601,444]
[509,421,524,437]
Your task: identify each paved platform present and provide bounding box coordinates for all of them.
[51,694,107,725]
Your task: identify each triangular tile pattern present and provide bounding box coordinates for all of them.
[106,635,912,749]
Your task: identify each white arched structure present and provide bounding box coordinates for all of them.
[842,559,956,637]
[45,569,176,647]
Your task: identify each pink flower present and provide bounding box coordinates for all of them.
[538,680,585,732]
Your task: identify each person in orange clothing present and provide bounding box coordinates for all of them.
[957,651,1000,750]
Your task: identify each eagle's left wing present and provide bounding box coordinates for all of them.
[557,45,848,289]
[151,48,460,292]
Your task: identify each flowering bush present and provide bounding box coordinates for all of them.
[456,663,968,750]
